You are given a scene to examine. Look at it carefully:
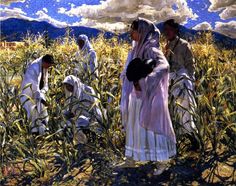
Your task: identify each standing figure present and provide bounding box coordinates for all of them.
[120,18,176,174]
[163,19,198,146]
[75,34,98,79]
[20,54,55,134]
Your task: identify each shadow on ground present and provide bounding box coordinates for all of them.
[1,145,235,185]
[110,151,235,186]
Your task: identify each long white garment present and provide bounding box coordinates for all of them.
[169,68,197,134]
[63,75,102,128]
[125,93,176,162]
[75,35,98,78]
[20,57,49,133]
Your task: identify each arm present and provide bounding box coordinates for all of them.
[140,47,169,95]
[27,65,48,103]
[24,65,41,94]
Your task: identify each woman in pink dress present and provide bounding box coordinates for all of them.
[120,18,176,174]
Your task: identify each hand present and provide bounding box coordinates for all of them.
[134,81,141,91]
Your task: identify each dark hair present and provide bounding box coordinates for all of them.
[164,19,179,30]
[131,19,139,31]
[42,54,54,64]
[126,58,156,82]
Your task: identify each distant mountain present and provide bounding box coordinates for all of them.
[0,18,114,41]
[120,23,236,49]
[1,18,236,48]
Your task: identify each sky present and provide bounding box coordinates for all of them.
[0,0,236,38]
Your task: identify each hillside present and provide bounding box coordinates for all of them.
[0,18,236,48]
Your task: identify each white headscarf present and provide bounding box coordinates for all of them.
[63,75,84,100]
[62,75,102,122]
[75,35,98,78]
[78,34,94,54]
[132,17,160,59]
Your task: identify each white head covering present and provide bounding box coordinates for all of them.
[76,34,98,78]
[63,75,84,100]
[78,34,94,53]
[62,75,102,124]
[132,17,160,59]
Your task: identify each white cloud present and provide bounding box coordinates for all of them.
[209,0,235,11]
[193,21,212,30]
[72,18,126,31]
[58,7,67,14]
[0,7,32,20]
[63,0,198,31]
[42,8,48,13]
[0,0,25,5]
[209,0,236,19]
[70,3,75,8]
[0,6,68,28]
[219,5,236,20]
[35,10,68,28]
[214,21,236,38]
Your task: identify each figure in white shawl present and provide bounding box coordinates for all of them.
[120,18,176,175]
[75,35,98,79]
[163,19,199,150]
[20,54,55,135]
[62,75,102,133]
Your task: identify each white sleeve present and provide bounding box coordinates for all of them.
[24,66,41,96]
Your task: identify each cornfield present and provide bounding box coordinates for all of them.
[0,33,235,185]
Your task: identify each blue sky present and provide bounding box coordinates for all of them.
[0,0,235,37]
[186,0,235,27]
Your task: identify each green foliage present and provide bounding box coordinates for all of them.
[0,33,235,184]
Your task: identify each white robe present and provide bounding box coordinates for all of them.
[121,25,176,161]
[20,57,49,134]
[169,68,197,134]
[63,75,102,128]
[74,35,98,79]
